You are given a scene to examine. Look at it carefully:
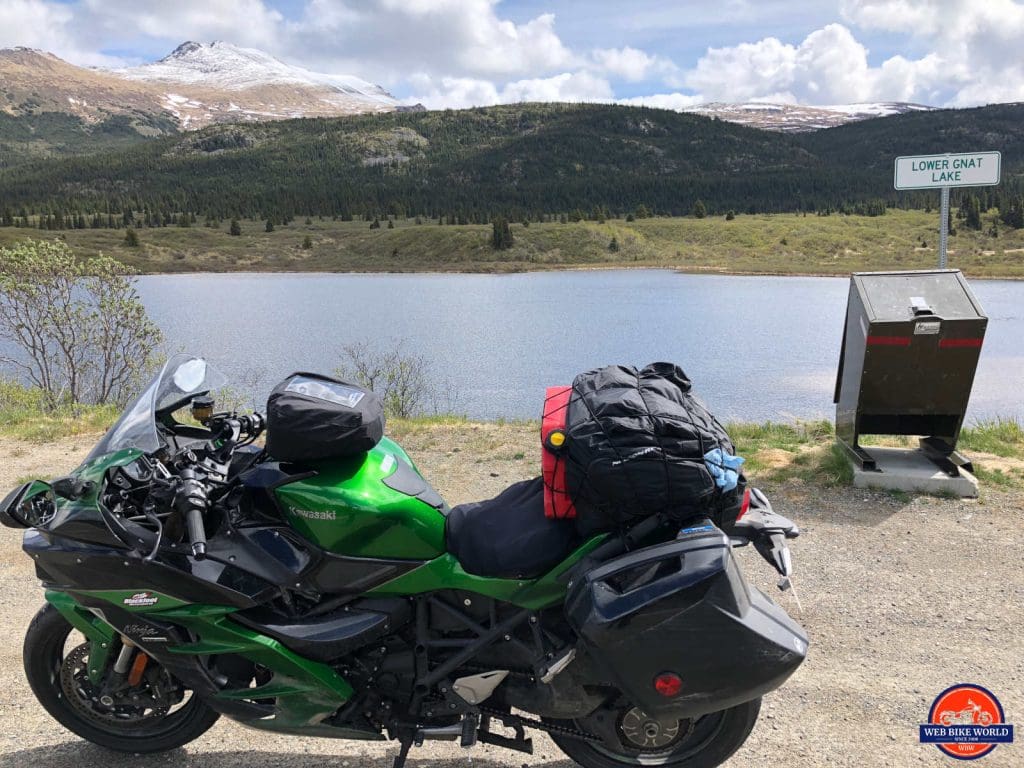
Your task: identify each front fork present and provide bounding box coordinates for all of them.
[44,590,146,688]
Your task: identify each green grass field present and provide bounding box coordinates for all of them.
[2,209,1022,277]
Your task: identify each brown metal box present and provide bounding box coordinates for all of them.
[834,270,987,471]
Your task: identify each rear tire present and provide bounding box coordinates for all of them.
[23,603,220,753]
[550,698,761,768]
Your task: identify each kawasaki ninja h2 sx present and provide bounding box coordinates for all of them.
[2,354,807,768]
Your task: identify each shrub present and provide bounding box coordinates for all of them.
[0,239,163,407]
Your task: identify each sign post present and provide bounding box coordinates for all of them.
[894,151,1001,269]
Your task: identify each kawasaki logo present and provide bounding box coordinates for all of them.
[290,507,335,521]
[123,592,159,608]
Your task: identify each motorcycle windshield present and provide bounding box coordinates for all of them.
[85,354,228,462]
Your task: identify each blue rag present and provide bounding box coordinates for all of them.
[704,448,745,491]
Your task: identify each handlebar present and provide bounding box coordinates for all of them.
[175,467,209,560]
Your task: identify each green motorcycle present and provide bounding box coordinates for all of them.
[2,354,807,768]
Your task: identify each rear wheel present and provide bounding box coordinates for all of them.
[550,698,761,768]
[23,603,219,753]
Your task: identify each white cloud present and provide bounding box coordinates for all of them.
[617,92,706,110]
[683,20,972,106]
[1,0,1023,109]
[408,70,613,109]
[591,46,679,83]
[285,0,576,81]
[0,0,119,66]
[81,0,285,52]
[840,0,1024,105]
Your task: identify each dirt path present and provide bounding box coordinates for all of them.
[0,430,1021,767]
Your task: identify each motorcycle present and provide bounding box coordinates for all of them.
[939,700,994,726]
[1,354,808,768]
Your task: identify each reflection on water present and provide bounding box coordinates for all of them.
[133,270,1022,423]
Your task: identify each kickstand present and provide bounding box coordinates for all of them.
[392,732,414,768]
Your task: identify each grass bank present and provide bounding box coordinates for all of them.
[2,386,1021,491]
[1,209,1022,278]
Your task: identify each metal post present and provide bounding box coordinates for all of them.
[938,185,950,269]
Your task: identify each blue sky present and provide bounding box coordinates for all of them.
[4,0,1023,108]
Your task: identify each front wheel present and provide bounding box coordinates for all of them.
[550,698,761,768]
[23,603,220,753]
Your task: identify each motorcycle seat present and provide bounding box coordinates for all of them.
[445,477,580,579]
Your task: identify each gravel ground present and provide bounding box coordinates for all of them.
[0,429,1021,768]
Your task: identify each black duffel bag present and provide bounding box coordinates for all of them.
[266,372,384,462]
[562,362,741,532]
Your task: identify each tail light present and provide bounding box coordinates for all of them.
[653,672,683,697]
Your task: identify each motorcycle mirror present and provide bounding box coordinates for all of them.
[173,359,207,392]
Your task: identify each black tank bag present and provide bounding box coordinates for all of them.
[266,372,384,462]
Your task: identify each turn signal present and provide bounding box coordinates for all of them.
[654,672,683,697]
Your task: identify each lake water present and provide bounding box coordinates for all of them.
[135,270,1022,423]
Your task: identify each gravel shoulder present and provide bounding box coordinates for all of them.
[0,427,1021,768]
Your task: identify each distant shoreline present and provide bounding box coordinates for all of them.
[126,265,1024,281]
[3,210,1022,280]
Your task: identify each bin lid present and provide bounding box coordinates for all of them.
[852,270,985,322]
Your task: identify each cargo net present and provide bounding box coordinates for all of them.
[541,364,745,534]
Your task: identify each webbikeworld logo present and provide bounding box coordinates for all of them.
[919,684,1014,760]
[122,592,159,608]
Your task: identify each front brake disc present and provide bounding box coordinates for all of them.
[60,643,172,727]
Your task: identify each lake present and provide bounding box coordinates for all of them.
[136,270,1023,423]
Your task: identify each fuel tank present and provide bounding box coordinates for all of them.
[273,437,448,560]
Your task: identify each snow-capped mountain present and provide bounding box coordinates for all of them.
[111,41,401,127]
[682,101,934,132]
[0,42,411,132]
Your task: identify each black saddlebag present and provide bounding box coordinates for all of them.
[565,527,807,718]
[266,373,384,462]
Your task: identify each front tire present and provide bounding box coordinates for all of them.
[551,698,761,768]
[23,603,220,753]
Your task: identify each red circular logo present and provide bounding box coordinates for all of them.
[926,684,1007,760]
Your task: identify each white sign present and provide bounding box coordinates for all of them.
[894,151,1001,190]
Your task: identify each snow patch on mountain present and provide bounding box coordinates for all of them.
[115,41,396,106]
[682,101,935,132]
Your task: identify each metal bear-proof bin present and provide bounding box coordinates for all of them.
[834,270,987,472]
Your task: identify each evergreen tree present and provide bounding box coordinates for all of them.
[369,218,381,229]
[608,235,620,252]
[691,199,707,218]
[491,217,514,250]
[999,197,1024,229]
[387,218,395,229]
[725,210,736,220]
[302,235,313,250]
[964,195,982,230]
[634,204,651,219]
[265,219,275,232]
[123,228,140,247]
[229,219,242,236]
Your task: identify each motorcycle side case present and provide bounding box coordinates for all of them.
[565,529,808,718]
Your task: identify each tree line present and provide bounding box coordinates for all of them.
[1,102,1022,227]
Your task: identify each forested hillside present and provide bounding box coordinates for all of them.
[1,102,1022,225]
